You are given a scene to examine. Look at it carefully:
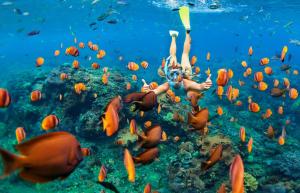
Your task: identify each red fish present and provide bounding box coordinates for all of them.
[230,155,244,193]
[201,144,222,171]
[133,147,159,164]
[0,131,83,183]
[101,96,122,136]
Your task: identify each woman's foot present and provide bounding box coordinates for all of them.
[169,30,179,37]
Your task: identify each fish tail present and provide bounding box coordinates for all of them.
[132,156,140,163]
[187,112,193,124]
[200,161,208,171]
[0,148,24,178]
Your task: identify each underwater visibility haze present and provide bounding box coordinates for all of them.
[0,0,300,192]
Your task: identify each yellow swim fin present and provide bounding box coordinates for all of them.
[179,6,190,30]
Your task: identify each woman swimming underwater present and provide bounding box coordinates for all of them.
[124,6,212,111]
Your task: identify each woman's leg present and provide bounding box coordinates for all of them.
[181,32,192,78]
[169,32,178,66]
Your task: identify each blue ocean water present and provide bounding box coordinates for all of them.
[0,0,300,193]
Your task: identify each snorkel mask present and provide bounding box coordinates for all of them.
[164,55,183,84]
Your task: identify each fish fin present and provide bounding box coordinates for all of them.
[187,112,195,124]
[201,161,208,171]
[137,133,147,142]
[19,169,56,183]
[132,156,140,163]
[0,148,24,178]
[102,117,106,131]
[15,132,69,156]
[98,181,120,193]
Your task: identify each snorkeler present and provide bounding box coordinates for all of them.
[124,6,212,111]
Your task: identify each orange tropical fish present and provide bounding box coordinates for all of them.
[72,60,79,69]
[278,135,285,145]
[232,88,239,100]
[36,57,44,67]
[91,62,100,69]
[227,69,234,79]
[278,106,283,115]
[190,56,197,66]
[230,155,244,193]
[248,102,260,113]
[149,82,159,90]
[254,72,263,82]
[132,75,137,81]
[264,66,273,75]
[144,183,152,193]
[15,127,26,144]
[60,73,68,81]
[247,137,253,153]
[283,78,290,88]
[217,106,223,116]
[206,52,211,61]
[41,114,59,130]
[54,50,60,56]
[30,90,42,102]
[266,125,274,138]
[102,74,109,85]
[65,46,79,57]
[216,69,229,86]
[240,127,246,142]
[260,57,269,66]
[281,46,288,62]
[238,80,245,87]
[81,148,91,156]
[74,83,86,94]
[258,82,268,91]
[289,88,298,99]
[97,50,106,59]
[262,108,272,119]
[87,41,93,48]
[98,165,107,182]
[157,103,162,114]
[102,96,122,137]
[235,100,242,106]
[226,85,233,102]
[273,79,279,87]
[78,42,84,48]
[124,148,135,182]
[217,183,226,193]
[161,131,167,141]
[245,67,252,76]
[194,67,200,74]
[141,61,149,69]
[278,127,286,145]
[241,61,247,68]
[205,68,211,76]
[91,44,99,51]
[174,96,181,103]
[144,121,152,128]
[127,62,139,71]
[126,82,131,90]
[248,46,253,56]
[129,119,137,135]
[216,86,224,99]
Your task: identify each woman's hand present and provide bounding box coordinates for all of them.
[142,79,151,93]
[201,75,212,90]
